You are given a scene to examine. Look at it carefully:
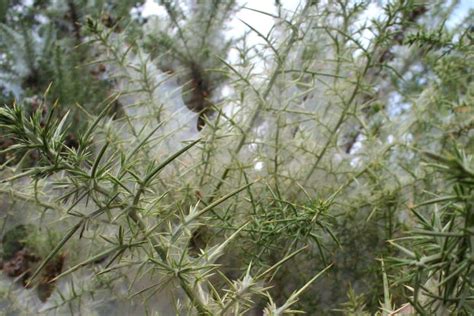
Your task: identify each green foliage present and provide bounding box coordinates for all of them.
[1,224,31,260]
[389,147,474,314]
[0,0,473,314]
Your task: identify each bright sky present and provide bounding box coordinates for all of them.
[141,0,301,44]
[142,0,474,39]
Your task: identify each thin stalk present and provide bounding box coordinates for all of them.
[209,3,311,201]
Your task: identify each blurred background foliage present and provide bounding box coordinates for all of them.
[0,0,473,314]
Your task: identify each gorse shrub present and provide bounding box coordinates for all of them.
[0,0,472,314]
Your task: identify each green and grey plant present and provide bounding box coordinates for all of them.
[0,0,472,314]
